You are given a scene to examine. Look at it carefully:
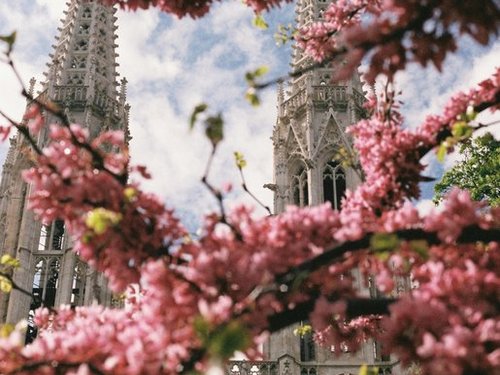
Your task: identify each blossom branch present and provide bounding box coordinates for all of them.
[274,226,499,289]
[267,297,396,332]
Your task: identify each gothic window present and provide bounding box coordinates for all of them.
[99,28,107,38]
[319,73,331,85]
[38,220,65,251]
[82,7,92,19]
[78,23,90,35]
[75,39,88,52]
[31,258,60,308]
[68,72,85,85]
[70,56,86,69]
[322,160,346,210]
[300,330,316,362]
[98,11,107,23]
[291,166,308,206]
[97,44,106,59]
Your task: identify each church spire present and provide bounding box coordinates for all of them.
[42,0,128,136]
[45,0,120,93]
[0,0,127,327]
[272,0,365,212]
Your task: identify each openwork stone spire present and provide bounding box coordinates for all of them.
[43,0,128,138]
[0,0,128,331]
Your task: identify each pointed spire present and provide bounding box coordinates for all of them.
[119,77,128,104]
[44,0,122,100]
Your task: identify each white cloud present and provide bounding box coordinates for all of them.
[0,1,498,220]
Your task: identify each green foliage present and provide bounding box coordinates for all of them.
[434,132,500,206]
[189,104,224,147]
[436,107,476,162]
[293,323,312,337]
[85,208,122,235]
[370,233,400,253]
[244,66,269,107]
[0,31,16,55]
[0,276,12,293]
[0,254,21,293]
[194,317,250,360]
[123,187,138,202]
[274,23,296,46]
[189,103,208,130]
[234,151,247,169]
[0,254,20,268]
[252,14,269,30]
[359,365,379,375]
[204,114,224,147]
[409,240,429,260]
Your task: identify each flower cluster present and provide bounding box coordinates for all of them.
[298,0,500,83]
[99,0,290,18]
[23,124,186,290]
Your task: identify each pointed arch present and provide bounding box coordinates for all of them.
[38,219,66,251]
[290,161,309,206]
[322,160,346,210]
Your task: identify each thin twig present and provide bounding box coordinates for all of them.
[200,145,243,240]
[237,167,272,215]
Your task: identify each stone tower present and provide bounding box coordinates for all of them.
[271,0,365,214]
[0,0,129,336]
[262,0,395,374]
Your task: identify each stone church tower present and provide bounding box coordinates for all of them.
[0,0,129,338]
[258,0,395,374]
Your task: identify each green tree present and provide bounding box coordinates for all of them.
[434,133,500,206]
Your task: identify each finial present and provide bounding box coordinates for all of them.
[120,77,128,103]
[277,79,284,104]
[28,78,36,97]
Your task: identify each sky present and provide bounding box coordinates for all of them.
[0,0,498,227]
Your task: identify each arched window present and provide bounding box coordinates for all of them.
[322,160,346,210]
[300,331,316,362]
[292,166,309,206]
[38,220,65,251]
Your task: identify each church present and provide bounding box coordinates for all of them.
[0,0,398,374]
[0,0,128,338]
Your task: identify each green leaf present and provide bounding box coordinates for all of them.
[370,233,399,252]
[123,187,138,202]
[409,240,429,260]
[207,321,250,359]
[245,88,260,107]
[436,142,448,163]
[0,276,12,293]
[253,65,269,78]
[293,323,312,337]
[466,105,477,121]
[252,14,268,30]
[451,121,472,139]
[0,324,14,338]
[359,365,379,375]
[193,316,212,343]
[0,254,20,268]
[234,151,247,169]
[0,31,16,54]
[189,103,208,130]
[205,114,224,147]
[85,208,122,235]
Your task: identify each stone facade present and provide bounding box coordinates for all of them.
[0,0,129,339]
